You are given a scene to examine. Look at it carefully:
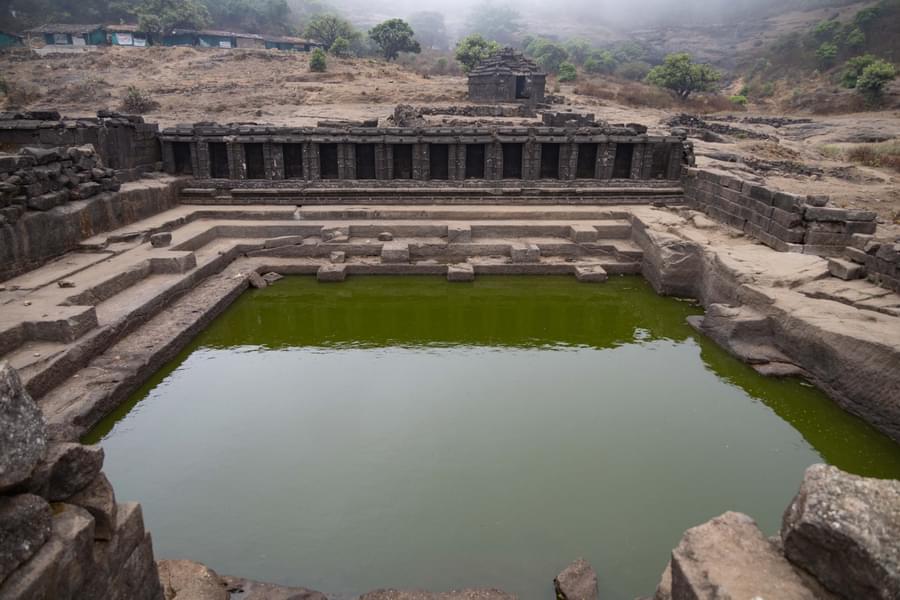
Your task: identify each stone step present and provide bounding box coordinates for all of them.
[293,205,633,221]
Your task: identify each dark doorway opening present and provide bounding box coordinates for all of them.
[540,143,560,179]
[465,144,485,179]
[502,144,523,179]
[429,144,449,180]
[283,144,304,179]
[393,145,413,179]
[245,144,266,179]
[515,76,529,99]
[209,143,229,178]
[612,144,634,179]
[356,144,376,179]
[319,143,339,179]
[650,144,671,179]
[173,142,192,175]
[576,144,598,179]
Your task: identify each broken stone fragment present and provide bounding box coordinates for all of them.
[554,558,598,600]
[378,231,394,242]
[671,511,832,599]
[66,472,117,540]
[0,494,52,582]
[158,559,228,600]
[0,362,47,492]
[150,232,172,247]
[261,272,283,284]
[827,258,865,281]
[247,271,267,289]
[447,263,475,282]
[330,251,346,264]
[57,279,76,288]
[781,464,900,600]
[25,442,104,501]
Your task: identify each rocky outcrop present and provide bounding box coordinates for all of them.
[670,511,834,599]
[220,574,328,600]
[781,464,900,599]
[0,363,47,492]
[360,590,515,600]
[0,362,164,600]
[158,559,228,600]
[553,558,598,600]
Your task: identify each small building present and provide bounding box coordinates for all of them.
[196,30,237,48]
[235,33,266,49]
[106,24,149,47]
[0,31,24,48]
[25,24,105,47]
[264,35,316,52]
[158,29,200,47]
[468,48,546,106]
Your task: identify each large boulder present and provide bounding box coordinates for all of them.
[0,362,47,492]
[0,494,52,583]
[781,464,900,600]
[554,558,598,600]
[66,472,117,540]
[158,559,228,600]
[360,590,515,600]
[26,442,104,501]
[670,511,833,600]
[220,575,328,600]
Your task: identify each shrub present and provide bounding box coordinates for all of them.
[857,59,897,102]
[616,61,651,81]
[729,94,748,106]
[815,42,838,67]
[558,62,577,82]
[454,34,500,73]
[846,140,900,173]
[813,19,841,41]
[843,26,866,49]
[645,53,720,99]
[309,48,327,72]
[585,50,616,74]
[842,54,878,88]
[329,37,351,57]
[120,86,159,114]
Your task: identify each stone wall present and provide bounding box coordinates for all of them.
[0,362,164,600]
[0,150,180,281]
[0,111,161,181]
[682,167,877,256]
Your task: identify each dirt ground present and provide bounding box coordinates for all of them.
[2,45,898,227]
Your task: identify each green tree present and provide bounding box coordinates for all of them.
[584,49,616,74]
[843,25,866,49]
[842,54,878,88]
[135,0,209,34]
[815,42,838,67]
[454,34,500,73]
[616,60,651,81]
[369,18,421,61]
[813,19,841,41]
[304,13,357,50]
[565,39,591,65]
[463,2,521,45]
[408,11,448,50]
[329,36,350,57]
[527,38,568,73]
[309,47,327,71]
[558,62,577,82]
[857,59,897,101]
[645,52,720,99]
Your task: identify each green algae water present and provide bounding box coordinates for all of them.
[86,276,900,600]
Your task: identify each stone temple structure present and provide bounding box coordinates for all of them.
[468,48,546,106]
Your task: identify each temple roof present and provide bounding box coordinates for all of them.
[468,48,545,77]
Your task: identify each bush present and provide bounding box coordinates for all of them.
[843,26,866,49]
[455,34,500,73]
[527,39,569,74]
[815,42,838,67]
[645,53,720,99]
[585,50,616,74]
[846,140,900,173]
[558,62,577,82]
[729,94,748,106]
[616,61,651,81]
[329,37,351,57]
[857,59,897,102]
[120,86,159,114]
[309,48,327,72]
[842,54,878,88]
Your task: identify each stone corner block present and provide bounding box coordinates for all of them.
[447,263,475,282]
[448,225,472,244]
[381,242,410,264]
[574,265,608,283]
[510,243,540,264]
[317,264,347,282]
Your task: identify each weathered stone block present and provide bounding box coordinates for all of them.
[381,242,410,264]
[26,190,67,211]
[26,442,104,501]
[377,231,394,242]
[157,559,228,600]
[510,243,540,263]
[772,192,804,212]
[782,464,900,600]
[827,258,865,280]
[329,251,346,264]
[317,264,347,282]
[671,511,828,600]
[0,494,52,582]
[448,225,472,243]
[574,265,608,283]
[0,362,47,492]
[568,224,598,243]
[247,271,267,289]
[67,472,118,541]
[149,232,172,248]
[447,263,475,282]
[148,252,197,274]
[554,558,598,600]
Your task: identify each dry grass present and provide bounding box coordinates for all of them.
[2,78,42,108]
[846,140,900,173]
[573,76,736,113]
